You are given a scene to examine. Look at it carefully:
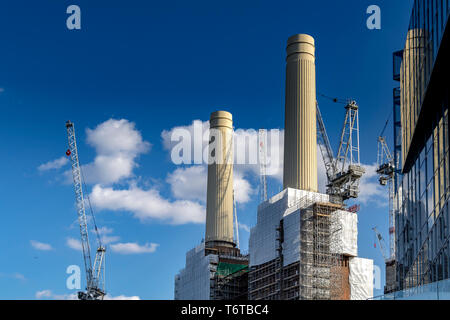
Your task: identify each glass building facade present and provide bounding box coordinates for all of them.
[394,0,450,291]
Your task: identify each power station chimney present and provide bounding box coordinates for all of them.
[205,111,235,249]
[283,34,318,192]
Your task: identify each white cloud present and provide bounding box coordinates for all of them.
[90,184,205,225]
[59,119,262,227]
[95,226,120,245]
[161,119,210,153]
[162,121,270,205]
[65,119,151,185]
[238,222,251,233]
[110,242,159,254]
[30,240,53,251]
[166,165,255,205]
[233,128,284,181]
[59,118,204,226]
[233,172,255,204]
[357,163,388,206]
[66,237,82,251]
[38,156,69,172]
[161,120,284,181]
[35,290,77,300]
[86,119,150,156]
[35,290,53,299]
[53,293,79,300]
[166,166,207,202]
[12,273,26,281]
[161,120,282,205]
[0,272,27,282]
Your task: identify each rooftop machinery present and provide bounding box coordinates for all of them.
[65,120,106,300]
[316,99,365,204]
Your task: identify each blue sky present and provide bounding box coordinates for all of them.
[0,0,414,299]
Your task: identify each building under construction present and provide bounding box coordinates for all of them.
[175,34,374,300]
[174,111,250,300]
[248,189,371,300]
[174,241,249,300]
[248,34,373,300]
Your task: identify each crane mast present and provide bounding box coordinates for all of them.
[66,120,106,300]
[376,136,396,261]
[316,100,365,204]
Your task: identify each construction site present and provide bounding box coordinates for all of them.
[174,34,374,300]
[3,0,449,304]
[64,5,450,299]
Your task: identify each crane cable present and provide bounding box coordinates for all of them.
[379,111,393,138]
[317,92,348,104]
[80,167,103,247]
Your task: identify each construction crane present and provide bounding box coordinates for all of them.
[373,224,397,293]
[372,227,388,262]
[376,133,396,261]
[316,99,365,204]
[375,114,398,293]
[258,129,268,202]
[65,120,106,300]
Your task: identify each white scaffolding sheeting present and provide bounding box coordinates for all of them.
[249,188,329,267]
[331,210,358,257]
[174,242,218,300]
[249,200,282,266]
[349,257,374,300]
[282,209,301,267]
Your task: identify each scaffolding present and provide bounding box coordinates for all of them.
[248,258,282,300]
[299,200,347,300]
[175,242,250,300]
[212,260,249,300]
[248,192,354,300]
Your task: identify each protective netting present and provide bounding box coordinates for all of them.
[216,262,248,277]
[331,210,358,257]
[249,188,329,267]
[248,188,372,300]
[174,242,218,300]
